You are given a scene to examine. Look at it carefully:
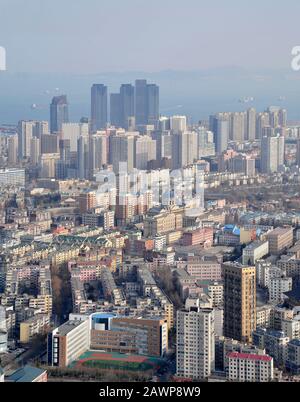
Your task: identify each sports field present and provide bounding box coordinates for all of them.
[70,351,163,372]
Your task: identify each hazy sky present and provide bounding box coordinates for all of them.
[1,0,300,73]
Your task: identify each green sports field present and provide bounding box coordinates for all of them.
[70,351,164,373]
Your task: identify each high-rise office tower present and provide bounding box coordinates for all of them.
[7,135,18,165]
[135,79,159,127]
[41,134,59,154]
[30,137,40,165]
[134,135,157,170]
[176,304,215,380]
[109,133,136,173]
[223,262,256,343]
[77,135,90,180]
[135,79,148,126]
[18,120,34,160]
[120,84,135,129]
[172,131,198,169]
[59,139,71,164]
[269,110,279,129]
[151,130,172,161]
[278,109,287,127]
[58,139,71,179]
[147,84,159,127]
[230,112,246,142]
[89,134,108,175]
[246,108,256,141]
[110,93,122,128]
[50,95,69,133]
[261,130,285,174]
[91,84,108,132]
[210,115,229,155]
[61,123,89,153]
[33,121,49,139]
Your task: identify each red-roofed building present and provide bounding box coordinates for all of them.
[227,352,274,382]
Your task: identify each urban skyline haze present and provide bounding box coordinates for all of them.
[0,0,299,73]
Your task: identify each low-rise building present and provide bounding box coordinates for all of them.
[20,314,50,343]
[242,241,269,266]
[48,318,90,368]
[267,227,294,256]
[6,366,48,382]
[227,352,274,382]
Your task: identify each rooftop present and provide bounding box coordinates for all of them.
[227,352,272,362]
[55,319,87,336]
[6,365,46,382]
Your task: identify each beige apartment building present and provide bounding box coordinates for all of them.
[20,314,50,343]
[223,263,256,343]
[267,227,293,256]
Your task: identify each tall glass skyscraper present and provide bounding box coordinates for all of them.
[110,93,122,128]
[209,114,229,155]
[120,84,135,129]
[135,80,159,127]
[147,84,159,127]
[135,79,148,126]
[50,95,69,133]
[91,84,108,132]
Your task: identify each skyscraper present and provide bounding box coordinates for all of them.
[77,135,90,180]
[134,135,157,170]
[91,84,108,132]
[30,137,40,165]
[223,262,256,343]
[58,139,71,179]
[147,84,159,127]
[109,133,136,173]
[89,134,108,176]
[278,109,287,127]
[246,108,256,141]
[256,112,270,139]
[210,114,229,155]
[230,112,246,142]
[18,120,34,160]
[120,84,135,130]
[110,93,122,128]
[176,304,215,380]
[135,80,159,127]
[261,130,285,174]
[61,123,89,153]
[151,130,172,161]
[41,134,59,154]
[50,95,69,133]
[7,135,18,165]
[172,131,198,169]
[135,79,148,126]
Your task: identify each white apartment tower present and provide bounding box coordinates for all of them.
[176,305,215,380]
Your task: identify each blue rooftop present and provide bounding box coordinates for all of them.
[224,225,240,236]
[7,365,46,382]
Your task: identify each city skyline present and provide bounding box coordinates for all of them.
[2,0,300,387]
